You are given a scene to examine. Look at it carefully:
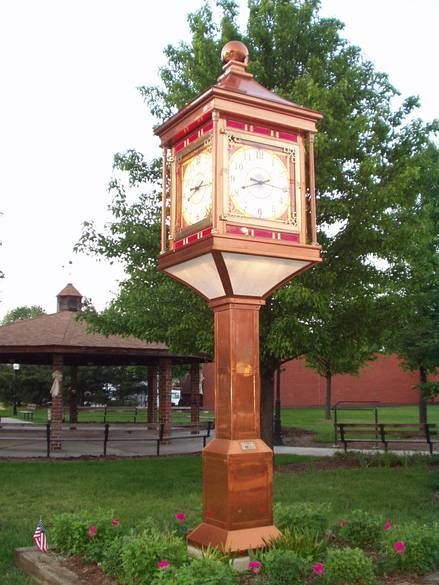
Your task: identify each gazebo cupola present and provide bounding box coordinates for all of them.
[57,283,82,312]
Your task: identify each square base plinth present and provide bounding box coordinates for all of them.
[188,438,282,553]
[187,522,282,554]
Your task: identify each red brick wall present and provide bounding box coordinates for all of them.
[202,354,438,409]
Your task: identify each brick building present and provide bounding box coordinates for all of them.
[202,353,439,409]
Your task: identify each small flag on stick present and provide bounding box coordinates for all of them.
[33,518,48,552]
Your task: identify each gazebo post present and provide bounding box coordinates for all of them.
[70,365,78,427]
[147,365,158,427]
[51,354,64,451]
[159,358,172,443]
[190,363,201,435]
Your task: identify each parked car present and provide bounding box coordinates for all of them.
[171,389,181,406]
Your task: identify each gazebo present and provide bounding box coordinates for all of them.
[0,284,208,450]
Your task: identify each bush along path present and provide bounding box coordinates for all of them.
[34,504,439,585]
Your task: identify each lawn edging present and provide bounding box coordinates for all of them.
[15,547,83,584]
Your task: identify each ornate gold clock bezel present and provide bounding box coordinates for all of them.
[175,136,213,237]
[223,131,301,231]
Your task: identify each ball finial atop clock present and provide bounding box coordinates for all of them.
[221,40,249,65]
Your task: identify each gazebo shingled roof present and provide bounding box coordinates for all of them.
[0,284,208,367]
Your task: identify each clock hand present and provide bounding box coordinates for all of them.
[242,178,270,189]
[190,180,204,192]
[267,182,288,192]
[187,181,212,202]
[190,181,212,192]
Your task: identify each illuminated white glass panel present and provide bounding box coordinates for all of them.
[164,253,225,299]
[222,252,308,296]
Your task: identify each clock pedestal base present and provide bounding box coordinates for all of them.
[187,437,281,554]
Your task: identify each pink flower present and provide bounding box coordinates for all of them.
[157,559,170,570]
[339,519,347,527]
[87,525,97,538]
[175,512,186,523]
[312,562,325,576]
[248,560,262,574]
[393,541,406,554]
[384,520,392,531]
[111,518,120,526]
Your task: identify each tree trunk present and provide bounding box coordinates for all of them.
[261,370,275,448]
[325,372,332,420]
[419,366,428,425]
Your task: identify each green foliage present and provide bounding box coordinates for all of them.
[334,510,383,550]
[119,527,187,585]
[274,501,331,534]
[322,547,376,585]
[100,535,126,580]
[258,549,307,585]
[381,522,439,575]
[50,511,123,563]
[1,305,44,324]
[269,526,328,559]
[151,557,238,585]
[76,1,438,435]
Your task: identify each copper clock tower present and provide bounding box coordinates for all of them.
[155,41,322,553]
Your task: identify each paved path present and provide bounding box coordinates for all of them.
[273,445,434,456]
[0,418,434,458]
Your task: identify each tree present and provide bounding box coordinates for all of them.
[77,0,437,442]
[1,305,44,325]
[0,305,49,406]
[388,143,439,423]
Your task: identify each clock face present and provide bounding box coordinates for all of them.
[181,150,213,226]
[229,145,290,220]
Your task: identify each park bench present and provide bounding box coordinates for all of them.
[336,422,438,455]
[18,403,37,421]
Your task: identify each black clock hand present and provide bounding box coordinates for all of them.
[190,181,212,192]
[242,178,270,189]
[190,180,204,192]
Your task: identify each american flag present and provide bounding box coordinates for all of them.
[33,518,48,552]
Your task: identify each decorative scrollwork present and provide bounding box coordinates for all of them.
[283,146,296,159]
[220,129,241,145]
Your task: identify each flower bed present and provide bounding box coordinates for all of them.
[47,506,439,585]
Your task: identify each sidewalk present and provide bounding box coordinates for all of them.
[274,445,434,456]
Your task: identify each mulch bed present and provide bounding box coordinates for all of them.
[63,555,118,584]
[62,555,430,585]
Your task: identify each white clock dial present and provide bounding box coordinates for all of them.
[182,151,212,225]
[229,145,289,220]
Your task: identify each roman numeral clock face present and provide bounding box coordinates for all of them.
[228,145,290,221]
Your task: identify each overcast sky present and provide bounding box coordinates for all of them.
[0,0,437,319]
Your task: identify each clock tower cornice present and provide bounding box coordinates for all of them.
[154,53,322,147]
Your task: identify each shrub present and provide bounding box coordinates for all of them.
[381,522,439,575]
[260,549,307,585]
[101,535,127,580]
[50,511,123,563]
[119,527,187,585]
[334,510,383,550]
[274,502,331,534]
[269,526,328,559]
[323,547,376,585]
[151,557,238,585]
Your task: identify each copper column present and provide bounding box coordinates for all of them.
[187,297,281,553]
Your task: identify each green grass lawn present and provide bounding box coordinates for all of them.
[0,406,213,425]
[1,454,438,584]
[1,404,438,443]
[281,404,439,443]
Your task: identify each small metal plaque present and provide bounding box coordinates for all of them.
[240,441,256,451]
